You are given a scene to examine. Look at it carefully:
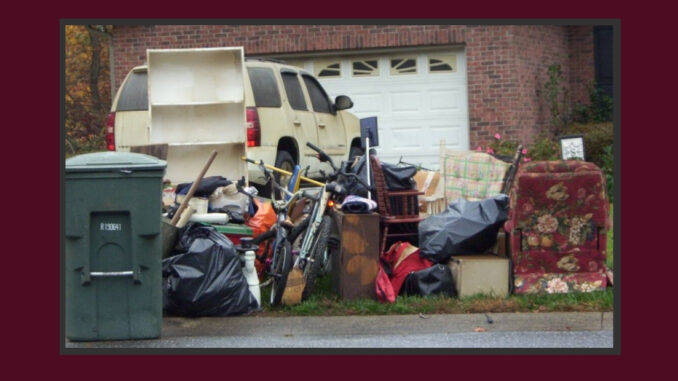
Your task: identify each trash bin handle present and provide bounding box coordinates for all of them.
[81,269,142,285]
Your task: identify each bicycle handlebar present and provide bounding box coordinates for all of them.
[303,143,371,190]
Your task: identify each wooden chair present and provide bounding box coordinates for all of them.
[370,155,424,255]
[501,144,524,195]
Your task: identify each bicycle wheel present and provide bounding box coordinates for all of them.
[301,215,332,301]
[269,239,293,306]
[288,214,310,245]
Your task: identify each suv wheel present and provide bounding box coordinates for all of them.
[273,150,295,200]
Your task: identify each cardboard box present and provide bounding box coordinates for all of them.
[414,170,441,197]
[448,254,509,297]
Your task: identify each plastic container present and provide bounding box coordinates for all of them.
[209,183,249,214]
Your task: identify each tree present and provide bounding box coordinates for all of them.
[64,25,112,155]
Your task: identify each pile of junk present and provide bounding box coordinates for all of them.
[158,140,613,318]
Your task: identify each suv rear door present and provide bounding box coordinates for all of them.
[301,74,347,162]
[280,69,319,159]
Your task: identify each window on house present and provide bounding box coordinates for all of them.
[428,54,457,73]
[248,67,282,107]
[281,71,307,111]
[390,57,417,75]
[352,59,379,76]
[315,61,341,78]
[302,75,332,114]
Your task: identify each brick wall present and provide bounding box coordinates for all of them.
[512,25,572,144]
[111,24,594,148]
[569,26,596,106]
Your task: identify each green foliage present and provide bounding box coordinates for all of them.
[607,202,614,269]
[572,85,613,124]
[560,122,613,201]
[564,122,613,167]
[65,25,111,156]
[512,288,613,311]
[544,64,569,136]
[527,134,560,161]
[488,136,520,157]
[601,145,614,202]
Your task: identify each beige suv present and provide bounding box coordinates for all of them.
[108,59,363,193]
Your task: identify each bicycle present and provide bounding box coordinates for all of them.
[243,158,313,306]
[289,142,371,300]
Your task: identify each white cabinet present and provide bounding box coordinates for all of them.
[147,48,247,184]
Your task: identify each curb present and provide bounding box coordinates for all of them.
[162,312,611,338]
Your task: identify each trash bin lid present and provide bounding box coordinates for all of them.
[66,151,167,173]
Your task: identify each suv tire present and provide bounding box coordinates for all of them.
[273,150,296,200]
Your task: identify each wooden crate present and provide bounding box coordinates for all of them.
[330,211,380,300]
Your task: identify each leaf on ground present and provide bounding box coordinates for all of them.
[473,327,486,333]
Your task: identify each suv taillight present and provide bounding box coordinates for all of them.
[105,112,116,151]
[246,107,261,147]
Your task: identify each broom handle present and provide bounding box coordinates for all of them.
[170,150,218,226]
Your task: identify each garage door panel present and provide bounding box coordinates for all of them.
[390,127,423,149]
[431,124,466,149]
[429,89,462,111]
[390,91,422,113]
[350,92,383,114]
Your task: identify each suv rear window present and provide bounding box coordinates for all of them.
[116,71,148,111]
[281,72,307,111]
[248,67,282,108]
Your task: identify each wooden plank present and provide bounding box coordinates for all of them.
[130,144,169,160]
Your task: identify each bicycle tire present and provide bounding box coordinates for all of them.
[301,215,331,301]
[288,214,310,244]
[270,239,292,306]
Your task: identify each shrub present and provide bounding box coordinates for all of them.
[572,85,613,124]
[601,145,614,202]
[563,122,613,170]
[527,134,560,161]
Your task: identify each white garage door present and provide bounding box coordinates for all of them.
[288,49,469,170]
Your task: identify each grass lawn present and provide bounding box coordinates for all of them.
[255,203,615,317]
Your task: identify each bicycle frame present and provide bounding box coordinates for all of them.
[294,185,331,270]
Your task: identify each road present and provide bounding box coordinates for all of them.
[65,312,614,350]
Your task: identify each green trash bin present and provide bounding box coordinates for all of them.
[65,151,166,341]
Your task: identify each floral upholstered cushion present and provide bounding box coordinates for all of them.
[442,150,509,202]
[505,160,610,275]
[513,271,607,294]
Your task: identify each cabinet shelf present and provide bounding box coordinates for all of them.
[149,102,245,145]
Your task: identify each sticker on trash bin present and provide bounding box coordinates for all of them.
[100,223,122,231]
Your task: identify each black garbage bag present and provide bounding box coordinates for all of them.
[162,222,258,316]
[339,155,374,199]
[401,264,457,297]
[381,162,417,190]
[175,176,232,198]
[340,156,416,199]
[419,194,510,263]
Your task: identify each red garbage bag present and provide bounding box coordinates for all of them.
[376,264,396,303]
[382,241,433,296]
